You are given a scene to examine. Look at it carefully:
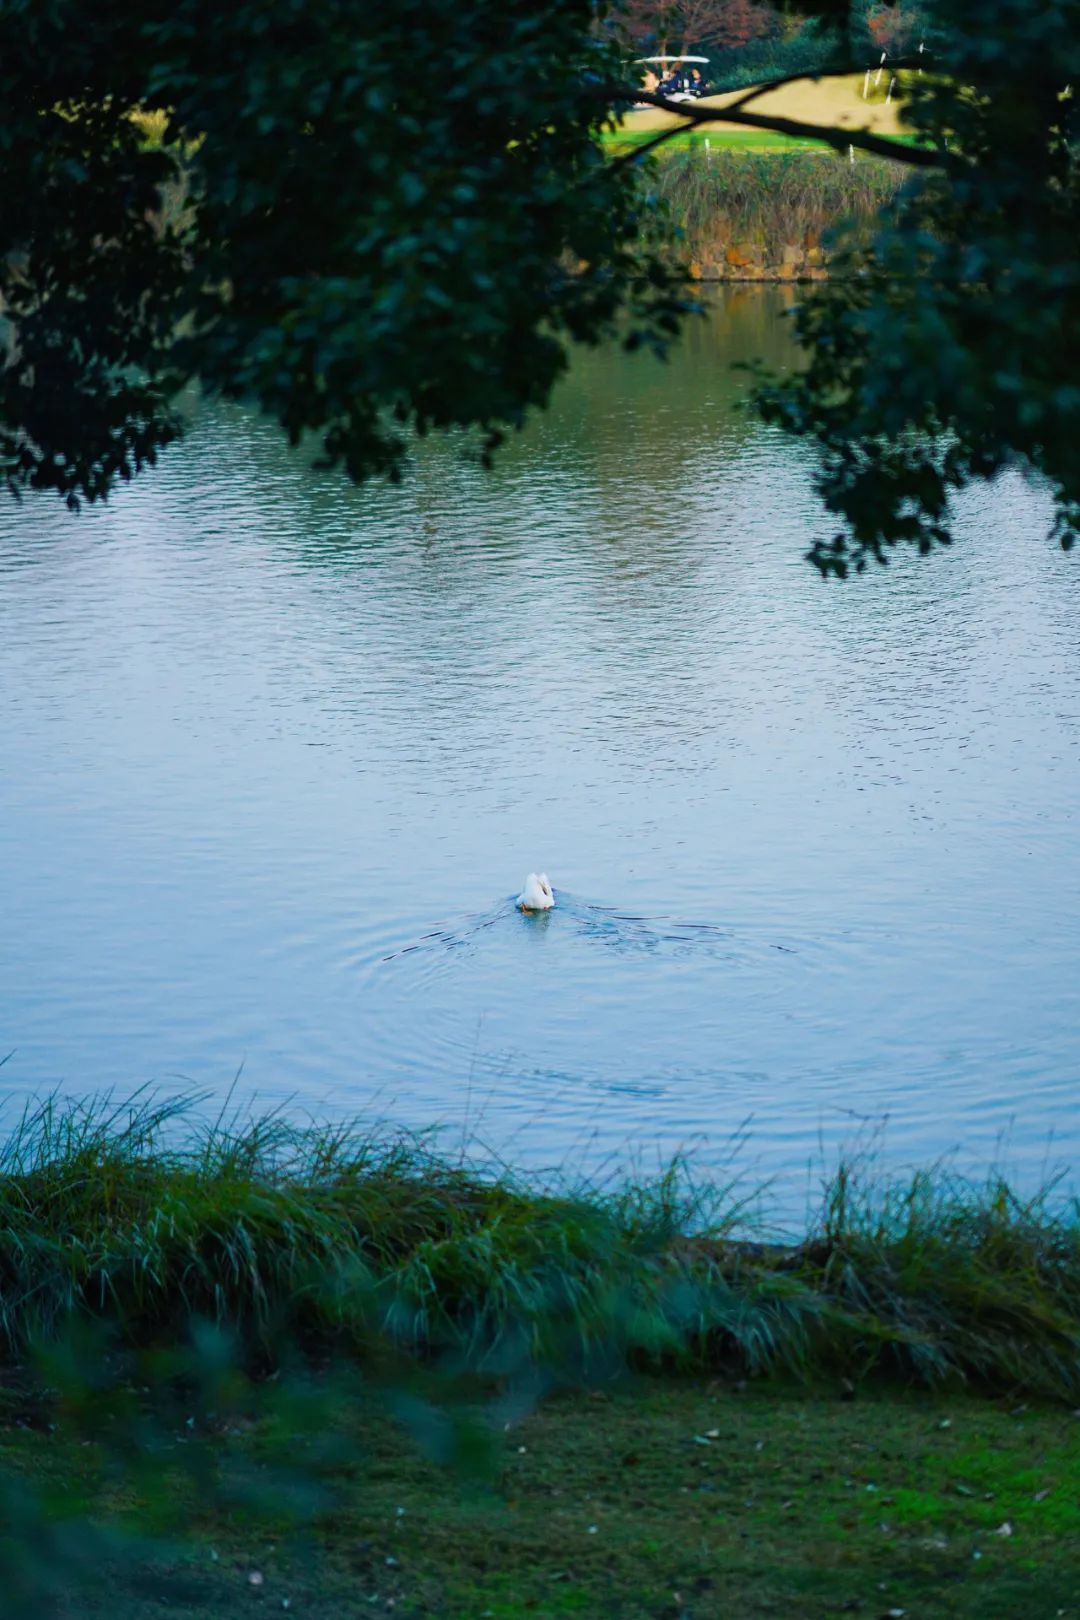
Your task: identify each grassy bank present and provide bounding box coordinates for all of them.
[3,1379,1077,1616]
[1,1097,1078,1615]
[644,147,907,277]
[1,1095,1078,1402]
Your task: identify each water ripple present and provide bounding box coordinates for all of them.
[0,289,1076,1215]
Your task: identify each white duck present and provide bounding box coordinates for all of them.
[517,873,554,912]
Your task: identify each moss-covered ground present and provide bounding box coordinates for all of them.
[5,1379,1078,1618]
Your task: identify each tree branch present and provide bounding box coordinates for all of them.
[721,55,928,112]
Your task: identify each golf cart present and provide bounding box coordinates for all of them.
[634,55,710,102]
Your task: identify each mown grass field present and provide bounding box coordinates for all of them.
[133,74,918,157]
[4,1379,1077,1617]
[604,125,921,151]
[605,71,919,155]
[606,127,838,151]
[613,71,910,136]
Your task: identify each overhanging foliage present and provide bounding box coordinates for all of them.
[0,0,688,505]
[0,0,1075,574]
[751,0,1080,571]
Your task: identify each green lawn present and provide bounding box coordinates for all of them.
[604,70,924,158]
[603,127,829,151]
[600,126,924,154]
[6,1379,1078,1617]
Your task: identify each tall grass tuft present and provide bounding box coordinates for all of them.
[0,1093,1078,1399]
[803,1159,1080,1395]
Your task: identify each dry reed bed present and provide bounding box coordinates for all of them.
[644,148,909,274]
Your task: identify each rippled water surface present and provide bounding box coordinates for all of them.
[1,289,1077,1204]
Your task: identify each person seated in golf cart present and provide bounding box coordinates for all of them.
[634,55,709,103]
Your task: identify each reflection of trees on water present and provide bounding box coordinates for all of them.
[101,295,781,772]
[15,285,1061,787]
[157,287,802,568]
[96,293,802,647]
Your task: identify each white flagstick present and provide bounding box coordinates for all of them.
[875,50,886,89]
[886,76,896,104]
[863,67,871,99]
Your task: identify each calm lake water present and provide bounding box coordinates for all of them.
[1,289,1077,1214]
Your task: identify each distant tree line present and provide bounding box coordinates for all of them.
[613,0,936,76]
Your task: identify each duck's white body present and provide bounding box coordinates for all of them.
[517,873,554,911]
